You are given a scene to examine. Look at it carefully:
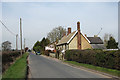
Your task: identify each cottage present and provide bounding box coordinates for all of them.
[45,42,57,53]
[56,21,105,50]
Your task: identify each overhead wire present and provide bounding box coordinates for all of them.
[0,20,16,36]
[0,19,26,49]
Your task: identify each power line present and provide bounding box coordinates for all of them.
[0,20,19,50]
[0,19,26,51]
[0,20,16,36]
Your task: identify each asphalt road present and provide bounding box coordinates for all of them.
[28,52,111,79]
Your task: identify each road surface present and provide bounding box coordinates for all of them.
[28,52,111,79]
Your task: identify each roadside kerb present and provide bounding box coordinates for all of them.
[41,55,120,80]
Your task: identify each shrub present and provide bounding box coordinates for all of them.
[2,51,21,73]
[44,50,50,56]
[65,50,120,70]
[114,50,120,70]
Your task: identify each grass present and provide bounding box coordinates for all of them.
[2,52,29,80]
[64,61,120,77]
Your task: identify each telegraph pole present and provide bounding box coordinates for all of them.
[16,34,18,50]
[24,38,25,52]
[20,18,22,56]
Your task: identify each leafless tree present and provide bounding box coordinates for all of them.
[104,33,113,47]
[2,41,12,51]
[47,26,66,43]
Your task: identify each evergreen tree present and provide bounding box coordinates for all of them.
[33,41,41,52]
[33,38,50,52]
[45,38,50,46]
[106,36,118,49]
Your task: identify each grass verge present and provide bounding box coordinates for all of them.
[2,52,29,80]
[64,61,120,77]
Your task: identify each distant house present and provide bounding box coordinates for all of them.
[56,21,105,50]
[45,42,57,53]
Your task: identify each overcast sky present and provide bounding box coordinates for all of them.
[1,2,118,49]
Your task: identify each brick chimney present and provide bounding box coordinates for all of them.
[77,21,81,49]
[67,27,71,35]
[85,34,87,37]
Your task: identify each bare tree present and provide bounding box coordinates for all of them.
[104,33,109,43]
[47,26,66,43]
[2,41,12,51]
[104,33,113,47]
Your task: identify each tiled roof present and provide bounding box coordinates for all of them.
[57,31,76,46]
[87,37,103,44]
[57,31,104,46]
[91,44,106,49]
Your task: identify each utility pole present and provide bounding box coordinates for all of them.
[20,18,22,56]
[16,34,18,50]
[24,38,25,52]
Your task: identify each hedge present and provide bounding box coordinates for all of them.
[65,50,120,70]
[2,51,23,73]
[43,50,50,56]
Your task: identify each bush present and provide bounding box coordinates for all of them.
[65,50,120,70]
[44,50,50,56]
[2,52,20,64]
[2,51,21,73]
[114,50,120,70]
